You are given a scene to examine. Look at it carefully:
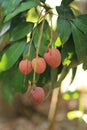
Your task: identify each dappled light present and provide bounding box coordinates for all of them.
[0,53,7,71]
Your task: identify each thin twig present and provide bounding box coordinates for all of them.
[33,14,46,84]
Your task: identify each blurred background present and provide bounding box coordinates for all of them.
[0,0,87,130]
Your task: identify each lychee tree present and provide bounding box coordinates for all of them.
[0,0,87,106]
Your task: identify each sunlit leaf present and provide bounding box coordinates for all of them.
[26,6,41,23]
[55,37,62,48]
[61,37,77,66]
[0,41,26,71]
[63,93,71,100]
[63,91,79,100]
[67,110,83,120]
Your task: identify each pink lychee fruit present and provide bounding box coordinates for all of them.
[19,59,32,75]
[44,48,61,68]
[30,87,45,105]
[32,57,46,74]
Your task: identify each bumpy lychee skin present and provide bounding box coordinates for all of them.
[32,57,46,74]
[19,59,32,75]
[30,87,45,105]
[44,48,61,68]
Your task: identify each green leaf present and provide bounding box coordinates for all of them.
[0,41,26,72]
[0,0,22,16]
[36,65,50,87]
[10,22,33,41]
[57,18,71,43]
[73,18,87,34]
[2,85,14,104]
[70,67,77,84]
[0,21,11,36]
[55,37,62,48]
[34,21,50,56]
[83,57,87,70]
[61,37,77,66]
[0,33,9,52]
[13,69,28,93]
[71,23,87,62]
[0,32,9,45]
[23,43,36,60]
[26,6,42,23]
[0,67,16,104]
[61,0,74,6]
[40,0,46,3]
[4,1,38,22]
[56,6,74,19]
[0,66,28,104]
[72,16,87,69]
[78,14,87,23]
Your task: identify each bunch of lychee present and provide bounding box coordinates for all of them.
[19,48,61,104]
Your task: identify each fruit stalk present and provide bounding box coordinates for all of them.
[33,14,46,84]
[27,9,44,59]
[47,18,53,49]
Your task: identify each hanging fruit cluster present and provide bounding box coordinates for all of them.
[16,6,63,105]
[19,48,61,104]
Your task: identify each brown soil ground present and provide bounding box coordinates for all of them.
[0,91,87,130]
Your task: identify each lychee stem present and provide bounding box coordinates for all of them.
[27,28,36,59]
[27,10,44,59]
[33,14,46,85]
[47,18,53,49]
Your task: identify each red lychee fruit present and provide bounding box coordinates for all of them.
[30,87,45,105]
[44,48,61,68]
[19,59,32,75]
[32,57,46,74]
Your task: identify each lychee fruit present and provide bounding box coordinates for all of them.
[44,48,61,68]
[19,59,32,75]
[30,87,45,105]
[32,57,46,74]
